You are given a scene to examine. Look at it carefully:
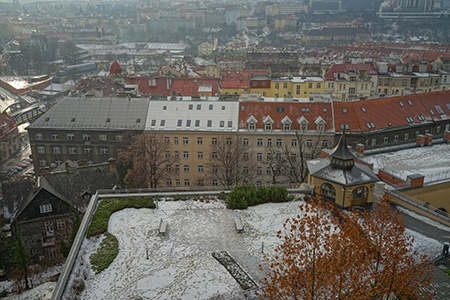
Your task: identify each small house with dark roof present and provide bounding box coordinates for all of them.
[307,133,379,208]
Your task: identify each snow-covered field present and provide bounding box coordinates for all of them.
[364,143,450,182]
[77,199,442,300]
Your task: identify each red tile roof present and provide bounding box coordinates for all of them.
[220,69,267,89]
[333,90,450,133]
[238,101,334,131]
[124,75,220,96]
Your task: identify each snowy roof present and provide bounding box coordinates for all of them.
[308,158,379,187]
[146,100,240,132]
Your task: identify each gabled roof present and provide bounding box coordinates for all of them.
[220,69,267,89]
[324,63,377,80]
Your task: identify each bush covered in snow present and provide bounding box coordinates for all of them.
[87,197,156,237]
[226,185,291,209]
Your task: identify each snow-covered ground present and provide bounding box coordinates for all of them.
[77,199,442,299]
[364,143,450,182]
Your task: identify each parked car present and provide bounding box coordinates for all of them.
[23,158,33,163]
[17,163,28,168]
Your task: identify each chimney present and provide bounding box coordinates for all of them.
[444,130,450,143]
[407,173,424,188]
[425,133,433,146]
[108,158,117,171]
[355,143,365,155]
[416,134,425,147]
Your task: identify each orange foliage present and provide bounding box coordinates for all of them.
[260,196,433,300]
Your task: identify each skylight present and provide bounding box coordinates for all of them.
[361,107,366,112]
[399,101,404,107]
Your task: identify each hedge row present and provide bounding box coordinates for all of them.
[225,185,292,209]
[87,196,156,238]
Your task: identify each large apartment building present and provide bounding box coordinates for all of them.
[27,91,450,188]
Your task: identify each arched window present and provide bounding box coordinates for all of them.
[352,186,368,201]
[320,183,336,201]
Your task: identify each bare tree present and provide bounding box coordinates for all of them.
[280,131,330,184]
[262,145,287,185]
[206,134,257,189]
[118,131,179,189]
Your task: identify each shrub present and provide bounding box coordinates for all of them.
[87,197,155,237]
[226,185,290,209]
[217,191,228,201]
[90,232,119,274]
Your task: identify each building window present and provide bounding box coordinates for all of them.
[257,139,263,147]
[243,138,249,145]
[51,133,58,140]
[166,179,172,186]
[186,120,191,127]
[243,152,249,160]
[300,123,308,131]
[257,153,262,161]
[266,167,272,175]
[212,138,217,145]
[317,123,325,132]
[40,203,52,213]
[174,137,179,144]
[188,104,193,110]
[228,121,232,127]
[209,104,213,110]
[212,166,218,173]
[212,180,218,187]
[82,134,90,141]
[44,221,54,235]
[291,139,298,147]
[177,119,182,127]
[276,139,282,147]
[220,121,224,127]
[36,133,43,140]
[165,151,171,158]
[197,151,203,159]
[284,123,291,130]
[183,137,189,145]
[257,167,262,175]
[164,137,170,144]
[266,153,272,161]
[211,152,218,159]
[296,85,301,95]
[99,134,107,141]
[53,147,61,154]
[197,104,201,110]
[198,165,203,173]
[207,120,212,127]
[176,179,181,186]
[68,147,76,154]
[383,136,388,144]
[100,147,108,155]
[39,159,46,167]
[243,166,249,174]
[184,165,190,172]
[248,122,255,130]
[37,146,45,154]
[265,123,272,131]
[67,133,75,140]
[226,138,232,145]
[183,151,189,159]
[195,120,200,127]
[84,147,92,154]
[161,120,166,126]
[57,219,66,230]
[371,138,377,146]
[322,140,328,148]
[267,139,272,147]
[394,135,399,142]
[308,83,313,88]
[306,139,313,147]
[116,135,123,141]
[197,137,203,145]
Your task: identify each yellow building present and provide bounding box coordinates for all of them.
[307,134,379,208]
[269,76,325,98]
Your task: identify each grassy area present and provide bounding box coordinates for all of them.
[87,196,156,274]
[87,197,156,238]
[445,268,450,276]
[90,232,119,274]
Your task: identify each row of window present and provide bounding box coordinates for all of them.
[165,179,283,187]
[37,146,112,155]
[35,133,124,142]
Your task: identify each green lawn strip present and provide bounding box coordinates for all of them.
[212,251,257,290]
[87,197,156,274]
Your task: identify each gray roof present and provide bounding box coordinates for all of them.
[28,97,150,130]
[308,158,379,186]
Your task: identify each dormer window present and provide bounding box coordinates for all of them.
[281,116,292,131]
[298,116,309,131]
[315,116,326,132]
[246,115,258,131]
[263,115,274,131]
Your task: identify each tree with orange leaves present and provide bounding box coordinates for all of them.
[261,195,433,300]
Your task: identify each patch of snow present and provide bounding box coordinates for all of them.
[398,207,450,233]
[3,282,55,300]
